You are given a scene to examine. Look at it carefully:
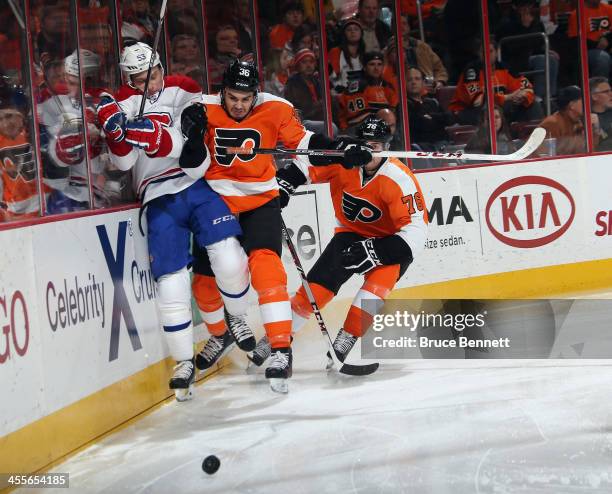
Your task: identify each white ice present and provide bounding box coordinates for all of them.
[18,307,612,494]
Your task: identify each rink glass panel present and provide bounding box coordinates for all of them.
[0,0,605,227]
[0,0,43,222]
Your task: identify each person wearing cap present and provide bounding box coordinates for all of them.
[337,50,398,131]
[328,18,366,93]
[247,115,428,369]
[270,1,306,51]
[283,48,324,121]
[538,85,600,156]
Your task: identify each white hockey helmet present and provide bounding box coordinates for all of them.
[64,49,100,78]
[119,42,162,78]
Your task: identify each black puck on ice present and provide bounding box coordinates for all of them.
[202,455,220,474]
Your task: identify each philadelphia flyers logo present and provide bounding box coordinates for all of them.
[590,17,610,32]
[342,191,382,223]
[0,143,36,181]
[214,128,261,166]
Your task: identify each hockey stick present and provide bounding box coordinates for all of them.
[137,0,168,119]
[227,127,546,162]
[280,216,379,376]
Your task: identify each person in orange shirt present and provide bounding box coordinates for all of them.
[337,51,399,131]
[248,116,428,367]
[568,0,612,77]
[269,1,306,51]
[0,84,44,222]
[179,60,373,392]
[449,38,543,125]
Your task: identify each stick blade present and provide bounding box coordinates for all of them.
[511,126,546,159]
[338,361,380,376]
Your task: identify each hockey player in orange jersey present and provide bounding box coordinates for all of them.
[179,60,373,392]
[248,116,428,367]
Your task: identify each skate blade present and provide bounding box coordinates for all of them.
[268,378,288,394]
[246,359,259,375]
[174,385,194,402]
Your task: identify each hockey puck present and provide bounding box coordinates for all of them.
[202,455,220,474]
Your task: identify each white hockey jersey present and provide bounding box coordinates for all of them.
[108,75,205,205]
[38,86,109,205]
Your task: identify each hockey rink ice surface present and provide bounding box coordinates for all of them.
[17,319,612,494]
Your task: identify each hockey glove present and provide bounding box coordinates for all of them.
[96,94,126,143]
[341,238,383,274]
[331,137,372,169]
[181,102,208,142]
[276,162,308,209]
[125,117,164,155]
[55,132,85,165]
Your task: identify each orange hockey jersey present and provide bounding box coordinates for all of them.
[303,157,428,256]
[0,132,44,220]
[568,3,612,44]
[202,92,311,213]
[337,79,399,130]
[449,64,535,113]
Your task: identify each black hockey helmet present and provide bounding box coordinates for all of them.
[222,59,259,93]
[356,116,392,144]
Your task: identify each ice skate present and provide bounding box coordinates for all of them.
[196,331,235,370]
[224,309,256,351]
[169,358,195,402]
[265,347,292,394]
[247,335,271,368]
[327,328,358,369]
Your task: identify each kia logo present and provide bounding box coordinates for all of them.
[485,176,575,248]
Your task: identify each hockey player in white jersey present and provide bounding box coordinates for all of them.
[96,42,254,401]
[39,49,115,212]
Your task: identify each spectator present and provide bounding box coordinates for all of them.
[171,34,201,76]
[328,18,365,93]
[590,76,612,151]
[233,0,254,54]
[400,0,446,18]
[465,105,517,155]
[270,1,305,51]
[167,0,200,36]
[406,66,450,150]
[449,38,543,125]
[207,24,242,91]
[265,48,293,97]
[0,84,44,222]
[399,14,448,90]
[568,0,612,78]
[121,0,155,45]
[356,0,392,52]
[538,85,600,155]
[289,23,319,55]
[37,5,71,66]
[283,48,324,121]
[376,107,397,135]
[497,0,559,99]
[337,51,398,131]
